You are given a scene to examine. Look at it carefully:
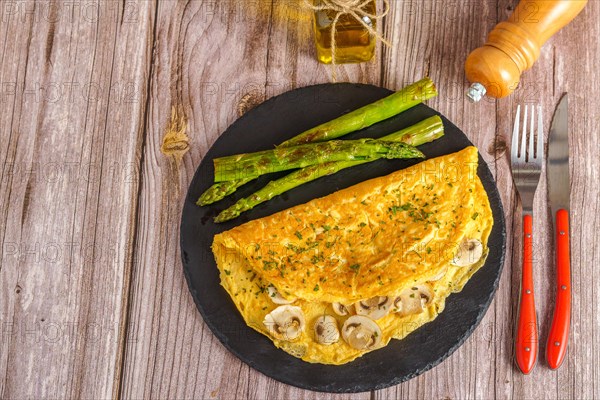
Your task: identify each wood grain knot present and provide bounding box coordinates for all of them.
[237,92,264,117]
[487,135,507,159]
[161,106,190,162]
[15,284,22,294]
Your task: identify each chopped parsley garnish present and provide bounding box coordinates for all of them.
[472,212,479,220]
[408,208,432,222]
[389,202,413,216]
[286,243,300,253]
[294,231,303,240]
[313,284,320,291]
[400,203,413,210]
[262,261,277,270]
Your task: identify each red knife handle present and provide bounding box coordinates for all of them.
[515,214,538,374]
[546,209,571,369]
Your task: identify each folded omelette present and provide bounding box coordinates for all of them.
[212,146,493,364]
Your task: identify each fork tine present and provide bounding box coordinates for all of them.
[521,105,528,160]
[529,105,535,161]
[536,105,543,159]
[512,105,521,160]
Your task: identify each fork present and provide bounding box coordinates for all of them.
[510,104,544,374]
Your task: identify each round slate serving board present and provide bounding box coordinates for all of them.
[180,83,506,393]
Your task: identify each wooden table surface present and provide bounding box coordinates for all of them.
[1,1,599,399]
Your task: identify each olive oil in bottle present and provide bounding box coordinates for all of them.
[313,1,377,64]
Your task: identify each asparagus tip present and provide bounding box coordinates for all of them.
[197,193,216,206]
[214,211,234,223]
[384,142,425,159]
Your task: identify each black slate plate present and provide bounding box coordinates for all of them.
[180,83,506,393]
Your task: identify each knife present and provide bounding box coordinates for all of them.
[546,93,571,369]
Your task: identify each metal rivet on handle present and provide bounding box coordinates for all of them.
[526,233,532,238]
[561,285,567,290]
[526,289,531,294]
[555,341,560,346]
[525,347,531,352]
[560,231,565,235]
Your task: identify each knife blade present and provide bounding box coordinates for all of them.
[546,93,571,369]
[548,95,570,213]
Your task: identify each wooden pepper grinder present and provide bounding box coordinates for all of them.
[465,0,587,102]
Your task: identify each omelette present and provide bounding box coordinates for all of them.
[212,146,493,364]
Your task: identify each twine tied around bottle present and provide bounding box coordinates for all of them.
[303,0,391,80]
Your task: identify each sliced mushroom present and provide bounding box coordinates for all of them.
[267,284,295,304]
[393,284,433,317]
[354,296,394,320]
[313,315,340,345]
[332,302,352,316]
[342,315,382,350]
[263,305,305,341]
[451,238,484,267]
[428,266,448,282]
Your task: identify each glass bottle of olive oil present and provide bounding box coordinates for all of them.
[313,0,377,64]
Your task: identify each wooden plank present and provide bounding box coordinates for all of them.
[119,1,278,398]
[0,1,155,398]
[120,0,380,398]
[239,3,381,398]
[493,0,554,397]
[493,1,600,399]
[118,1,268,396]
[377,0,600,399]
[551,3,600,399]
[376,1,499,399]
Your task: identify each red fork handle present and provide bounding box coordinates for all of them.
[515,214,538,374]
[546,209,571,369]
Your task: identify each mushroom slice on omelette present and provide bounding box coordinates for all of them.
[212,146,493,365]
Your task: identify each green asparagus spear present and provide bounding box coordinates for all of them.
[197,78,438,205]
[278,77,437,147]
[213,139,424,183]
[196,177,254,206]
[214,116,444,223]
